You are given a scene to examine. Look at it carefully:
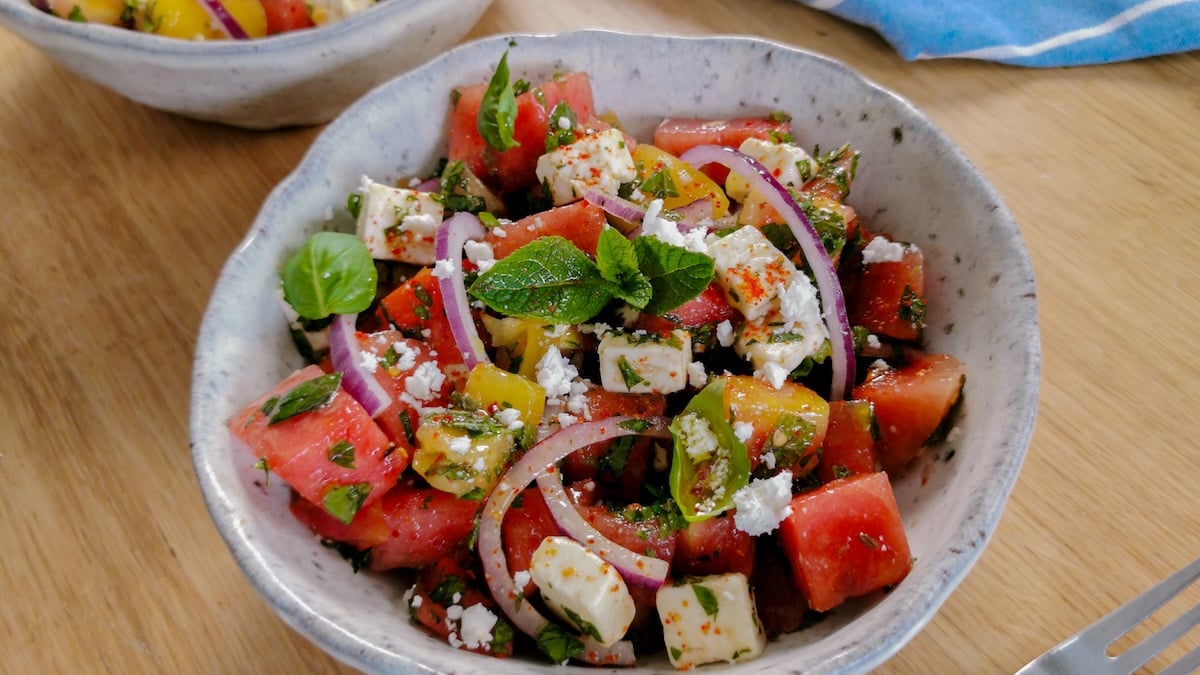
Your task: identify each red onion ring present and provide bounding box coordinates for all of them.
[673,197,714,224]
[478,417,665,666]
[584,189,646,227]
[197,0,249,39]
[328,313,391,417]
[535,470,670,590]
[680,144,856,399]
[434,212,489,370]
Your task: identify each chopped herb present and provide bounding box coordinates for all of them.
[670,646,684,661]
[899,286,927,325]
[460,487,486,501]
[536,622,584,664]
[429,575,468,604]
[617,356,647,389]
[544,100,579,152]
[252,458,270,485]
[513,78,531,96]
[562,607,603,642]
[833,464,851,479]
[266,373,342,425]
[346,192,362,219]
[599,436,634,474]
[692,583,720,616]
[67,5,87,22]
[327,439,356,469]
[399,411,417,446]
[320,538,371,573]
[640,168,679,199]
[767,110,792,123]
[322,482,370,525]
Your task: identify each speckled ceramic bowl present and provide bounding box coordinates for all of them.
[190,30,1040,673]
[0,0,492,128]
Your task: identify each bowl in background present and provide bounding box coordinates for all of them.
[190,30,1041,673]
[0,0,493,128]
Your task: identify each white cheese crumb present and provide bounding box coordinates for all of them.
[496,407,524,431]
[861,237,908,264]
[732,421,755,444]
[447,435,472,455]
[536,346,578,399]
[464,240,496,273]
[677,412,719,462]
[432,258,457,279]
[759,361,789,389]
[405,361,446,401]
[715,320,736,348]
[732,470,794,536]
[513,569,531,589]
[556,412,578,428]
[390,341,419,372]
[866,333,882,350]
[687,360,708,389]
[459,603,498,650]
[357,350,378,373]
[761,450,777,470]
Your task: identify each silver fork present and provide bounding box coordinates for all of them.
[1017,556,1200,674]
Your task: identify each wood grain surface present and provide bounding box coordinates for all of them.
[2,0,1199,672]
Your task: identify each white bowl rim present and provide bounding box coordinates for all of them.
[189,28,1041,674]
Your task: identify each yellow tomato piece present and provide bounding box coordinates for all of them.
[631,144,730,218]
[481,315,582,381]
[47,0,125,25]
[464,363,546,447]
[136,0,266,40]
[413,412,515,498]
[723,374,829,477]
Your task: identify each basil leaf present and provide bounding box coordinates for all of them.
[633,236,715,316]
[668,379,750,522]
[327,439,356,469]
[322,482,370,525]
[281,232,377,320]
[536,622,584,665]
[477,50,520,152]
[267,373,342,425]
[468,236,615,324]
[596,227,651,309]
[692,583,720,617]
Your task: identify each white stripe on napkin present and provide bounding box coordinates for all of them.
[917,0,1198,61]
[807,0,846,10]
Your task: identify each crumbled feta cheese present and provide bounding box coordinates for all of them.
[706,226,794,322]
[447,435,472,455]
[676,412,720,462]
[732,471,794,536]
[458,603,498,650]
[490,226,508,238]
[445,604,464,622]
[687,360,708,389]
[761,450,777,470]
[405,361,446,401]
[640,200,709,253]
[535,346,578,399]
[866,333,883,350]
[390,341,419,372]
[759,361,789,389]
[716,319,736,348]
[861,236,908,264]
[495,407,524,431]
[432,258,456,279]
[357,349,378,373]
[556,412,578,428]
[512,569,531,590]
[733,421,755,444]
[464,240,495,273]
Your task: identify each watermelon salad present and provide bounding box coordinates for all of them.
[227,51,966,669]
[31,0,365,39]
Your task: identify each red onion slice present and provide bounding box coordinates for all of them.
[197,0,250,39]
[536,470,670,590]
[434,212,489,370]
[680,144,856,400]
[673,197,714,224]
[478,416,665,666]
[584,189,646,227]
[328,313,391,417]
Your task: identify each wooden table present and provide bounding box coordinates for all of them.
[3,0,1199,672]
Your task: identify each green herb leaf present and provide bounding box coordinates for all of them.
[322,482,370,525]
[562,607,603,642]
[633,236,715,316]
[266,373,342,425]
[320,538,371,573]
[617,356,647,389]
[327,439,356,469]
[692,583,720,617]
[67,5,87,21]
[536,622,584,664]
[668,379,751,522]
[468,236,615,324]
[477,51,520,152]
[640,168,679,199]
[346,192,362,219]
[670,646,684,661]
[429,575,468,604]
[281,232,377,320]
[596,227,652,309]
[544,100,579,153]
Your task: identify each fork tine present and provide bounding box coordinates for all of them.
[1088,557,1200,644]
[1158,639,1200,675]
[1115,598,1200,671]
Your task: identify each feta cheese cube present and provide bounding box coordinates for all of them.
[597,329,691,394]
[535,128,637,206]
[725,137,818,202]
[529,536,636,647]
[656,573,766,669]
[355,177,444,264]
[735,306,827,376]
[706,226,794,322]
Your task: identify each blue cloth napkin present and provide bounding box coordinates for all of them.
[799,0,1200,66]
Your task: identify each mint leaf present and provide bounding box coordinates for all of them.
[633,236,715,316]
[327,439,356,469]
[693,583,720,616]
[477,50,519,152]
[468,236,615,324]
[281,232,378,320]
[536,622,584,664]
[596,227,651,309]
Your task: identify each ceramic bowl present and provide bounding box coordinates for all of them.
[0,0,493,128]
[190,30,1041,673]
